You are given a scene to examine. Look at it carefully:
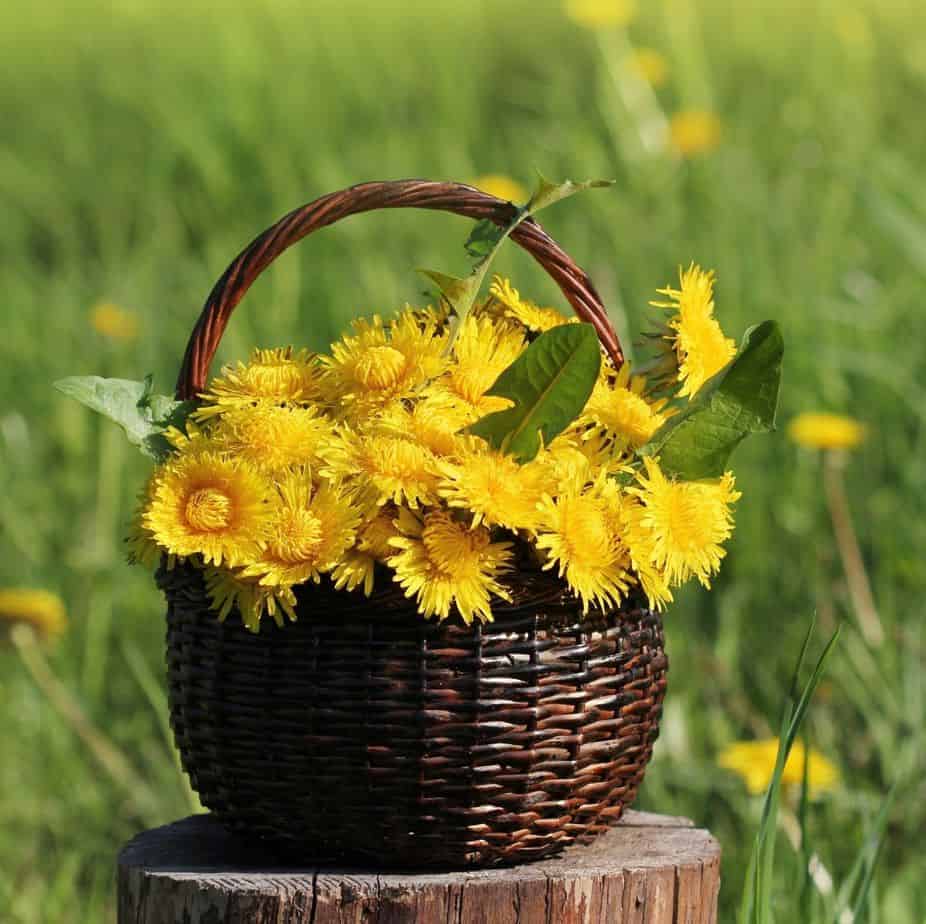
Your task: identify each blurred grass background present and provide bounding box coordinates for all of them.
[1,0,925,919]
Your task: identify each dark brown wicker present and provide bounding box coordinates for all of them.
[161,179,667,868]
[162,563,667,868]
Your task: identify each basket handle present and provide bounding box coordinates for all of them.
[175,179,624,399]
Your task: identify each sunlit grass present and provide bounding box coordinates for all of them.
[1,0,924,920]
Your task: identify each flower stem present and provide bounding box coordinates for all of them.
[11,625,161,819]
[822,452,884,646]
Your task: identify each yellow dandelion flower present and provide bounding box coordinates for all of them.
[90,301,139,342]
[488,276,572,333]
[535,477,632,613]
[204,568,296,633]
[425,314,526,415]
[651,264,736,398]
[582,363,670,449]
[626,48,669,87]
[195,347,321,419]
[472,174,528,204]
[669,110,723,157]
[126,479,165,570]
[389,508,513,623]
[241,471,360,589]
[625,457,740,588]
[377,395,473,458]
[438,441,555,531]
[319,308,447,419]
[619,498,674,611]
[143,449,271,566]
[319,426,442,510]
[565,0,636,30]
[210,403,335,473]
[719,739,840,797]
[331,507,402,596]
[787,413,866,452]
[0,589,67,640]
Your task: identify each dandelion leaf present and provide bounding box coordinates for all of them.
[468,323,601,463]
[641,320,783,480]
[54,375,194,460]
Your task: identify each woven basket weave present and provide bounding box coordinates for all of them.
[162,180,668,868]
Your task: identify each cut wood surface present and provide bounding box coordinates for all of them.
[117,811,720,924]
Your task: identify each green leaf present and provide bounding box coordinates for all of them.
[468,323,601,462]
[54,375,194,460]
[640,320,783,480]
[529,170,616,211]
[464,218,509,259]
[419,172,615,351]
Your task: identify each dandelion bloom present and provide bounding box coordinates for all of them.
[581,363,670,449]
[196,348,322,419]
[719,739,839,796]
[389,509,513,623]
[535,477,632,613]
[331,507,402,596]
[472,174,528,204]
[439,442,555,531]
[320,309,447,419]
[90,301,139,342]
[489,276,572,333]
[565,0,636,29]
[144,449,271,566]
[652,264,736,398]
[320,426,443,510]
[626,48,669,87]
[211,403,335,473]
[424,314,525,416]
[625,457,740,588]
[241,473,360,590]
[669,110,723,157]
[788,413,866,451]
[0,589,67,640]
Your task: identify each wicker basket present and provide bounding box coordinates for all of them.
[163,180,668,868]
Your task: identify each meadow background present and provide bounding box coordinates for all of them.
[2,0,925,920]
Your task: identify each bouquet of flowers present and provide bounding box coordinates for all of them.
[59,177,782,633]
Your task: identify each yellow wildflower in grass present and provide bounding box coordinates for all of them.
[535,477,632,613]
[438,440,555,531]
[488,276,572,333]
[319,308,447,420]
[719,739,839,796]
[472,174,528,204]
[625,457,740,588]
[788,413,866,452]
[144,448,271,566]
[626,48,669,87]
[210,403,335,473]
[195,348,321,419]
[90,301,139,342]
[669,110,723,157]
[581,363,670,449]
[565,0,636,29]
[425,314,526,416]
[0,589,67,640]
[331,506,402,595]
[652,264,736,398]
[320,425,442,510]
[241,471,360,592]
[389,508,513,623]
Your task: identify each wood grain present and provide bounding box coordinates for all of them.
[117,811,720,923]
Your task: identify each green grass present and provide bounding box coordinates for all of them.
[1,0,925,919]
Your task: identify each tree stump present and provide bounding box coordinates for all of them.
[117,811,720,923]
